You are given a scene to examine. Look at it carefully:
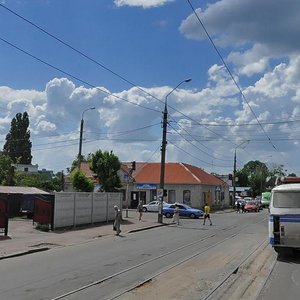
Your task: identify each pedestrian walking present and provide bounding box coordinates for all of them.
[137,200,143,221]
[241,201,245,213]
[203,203,212,226]
[236,201,241,213]
[172,203,180,225]
[113,205,122,235]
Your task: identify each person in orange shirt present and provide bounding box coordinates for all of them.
[203,203,212,226]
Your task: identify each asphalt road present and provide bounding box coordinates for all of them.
[0,210,272,300]
[258,250,300,300]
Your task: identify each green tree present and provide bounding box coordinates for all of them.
[239,160,269,196]
[71,169,94,192]
[235,169,249,187]
[0,153,14,185]
[90,150,122,192]
[51,172,64,192]
[67,154,92,173]
[3,112,32,164]
[15,172,45,189]
[266,164,287,189]
[14,172,63,192]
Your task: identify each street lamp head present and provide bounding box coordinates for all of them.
[82,107,96,119]
[184,78,192,83]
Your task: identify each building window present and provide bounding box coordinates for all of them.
[183,190,191,205]
[24,167,28,172]
[168,190,176,203]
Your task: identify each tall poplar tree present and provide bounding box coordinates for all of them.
[3,112,32,164]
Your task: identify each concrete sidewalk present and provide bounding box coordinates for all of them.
[0,210,164,260]
[0,208,234,260]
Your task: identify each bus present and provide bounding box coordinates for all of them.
[269,177,300,254]
[261,192,271,208]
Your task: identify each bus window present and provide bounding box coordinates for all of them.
[273,191,300,208]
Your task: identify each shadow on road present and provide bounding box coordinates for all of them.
[277,250,300,264]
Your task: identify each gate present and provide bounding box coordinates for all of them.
[33,198,54,230]
[0,198,8,236]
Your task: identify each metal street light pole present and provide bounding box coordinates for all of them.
[158,78,191,223]
[78,107,96,169]
[232,140,249,205]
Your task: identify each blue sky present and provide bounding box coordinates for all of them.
[1,0,300,177]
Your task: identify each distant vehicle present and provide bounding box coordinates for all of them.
[254,199,263,210]
[142,201,168,212]
[243,197,254,201]
[261,192,271,208]
[269,177,300,254]
[20,198,34,218]
[163,203,203,219]
[244,201,260,212]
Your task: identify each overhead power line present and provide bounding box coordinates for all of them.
[168,121,232,162]
[168,140,232,169]
[0,3,251,153]
[186,0,278,152]
[171,118,300,127]
[0,36,160,113]
[0,3,167,106]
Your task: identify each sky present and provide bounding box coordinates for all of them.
[1,0,300,177]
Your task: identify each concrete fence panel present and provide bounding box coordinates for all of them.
[92,193,108,223]
[53,192,122,229]
[54,192,75,228]
[75,193,93,225]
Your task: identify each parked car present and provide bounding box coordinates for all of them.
[142,201,168,212]
[244,201,260,212]
[163,203,203,219]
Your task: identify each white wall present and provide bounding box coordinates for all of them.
[53,192,122,229]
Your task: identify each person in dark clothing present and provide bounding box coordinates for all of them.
[241,201,245,213]
[113,205,122,235]
[137,201,143,221]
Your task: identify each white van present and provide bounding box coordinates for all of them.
[269,180,300,254]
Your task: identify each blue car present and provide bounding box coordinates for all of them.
[163,203,203,219]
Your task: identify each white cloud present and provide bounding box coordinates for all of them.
[114,0,174,8]
[2,53,300,174]
[180,0,300,76]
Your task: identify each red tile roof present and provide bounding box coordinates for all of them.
[80,161,227,186]
[124,162,227,186]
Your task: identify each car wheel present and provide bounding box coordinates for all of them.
[142,207,147,212]
[165,212,172,218]
[190,213,196,219]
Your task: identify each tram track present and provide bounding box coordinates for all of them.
[50,214,267,300]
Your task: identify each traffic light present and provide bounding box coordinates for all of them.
[228,174,233,180]
[131,161,136,171]
[163,189,168,197]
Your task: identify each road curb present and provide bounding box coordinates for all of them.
[0,247,49,260]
